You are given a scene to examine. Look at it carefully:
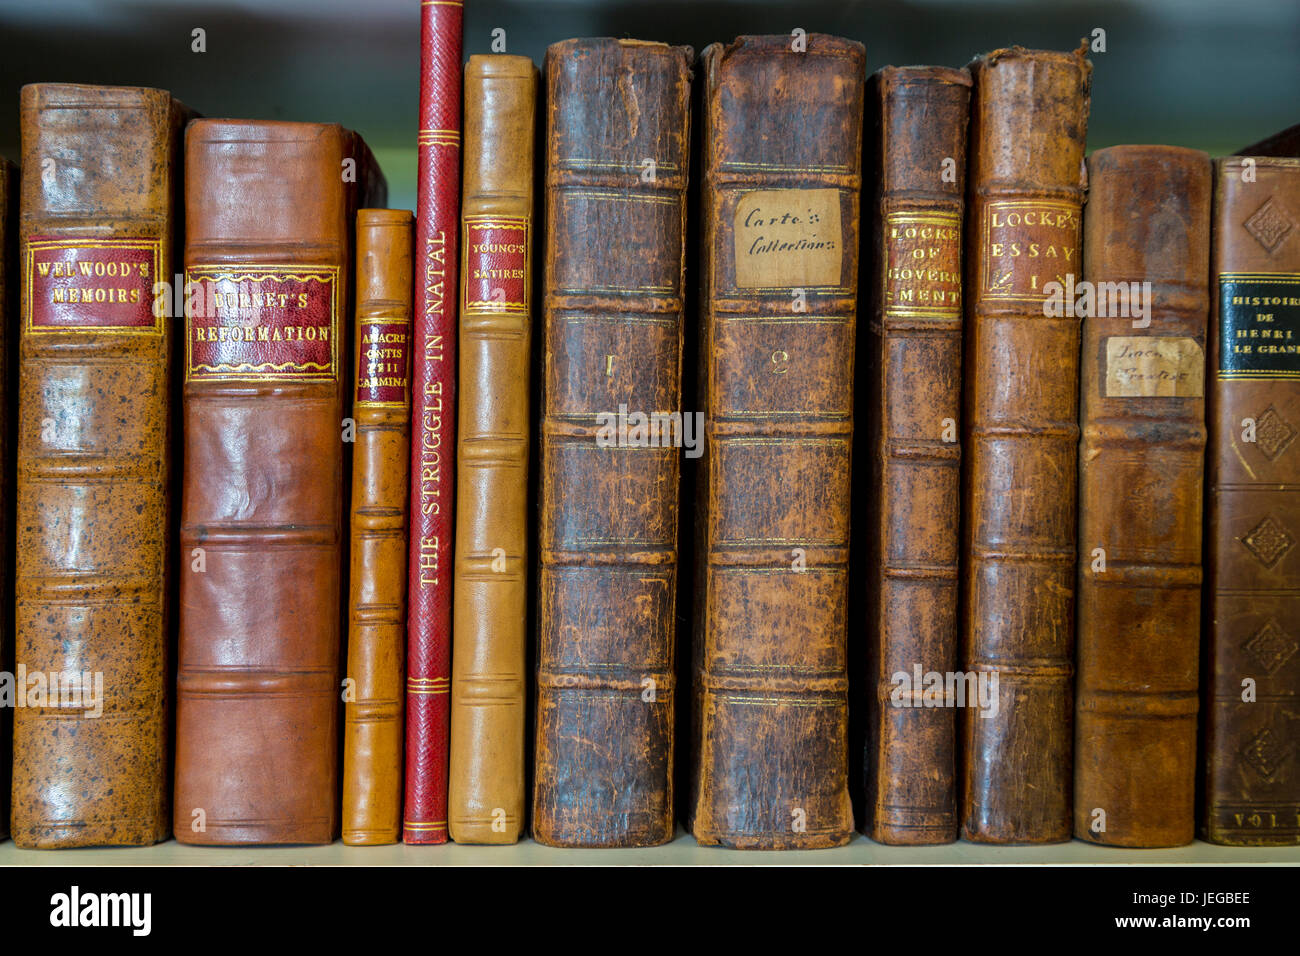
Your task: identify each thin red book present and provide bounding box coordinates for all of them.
[404,0,463,845]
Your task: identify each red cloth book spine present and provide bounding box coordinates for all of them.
[405,0,463,845]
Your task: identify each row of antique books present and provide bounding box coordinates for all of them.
[0,26,1296,853]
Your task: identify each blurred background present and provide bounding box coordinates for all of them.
[0,0,1296,210]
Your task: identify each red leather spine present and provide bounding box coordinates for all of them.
[405,0,463,845]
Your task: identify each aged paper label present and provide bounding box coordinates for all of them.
[1104,336,1204,397]
[734,188,841,289]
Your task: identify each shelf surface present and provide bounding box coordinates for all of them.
[2,831,1298,866]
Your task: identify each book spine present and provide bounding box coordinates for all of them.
[342,209,414,846]
[176,120,379,845]
[533,37,693,848]
[961,44,1091,844]
[0,157,13,843]
[1203,156,1300,846]
[406,0,463,846]
[449,54,537,845]
[1074,144,1210,848]
[12,84,181,848]
[862,65,970,846]
[691,34,863,850]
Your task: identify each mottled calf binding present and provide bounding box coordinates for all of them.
[1075,145,1210,848]
[533,37,693,848]
[691,34,864,850]
[13,84,188,848]
[960,44,1091,845]
[861,65,971,846]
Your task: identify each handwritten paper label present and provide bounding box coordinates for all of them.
[733,188,841,289]
[1103,336,1204,397]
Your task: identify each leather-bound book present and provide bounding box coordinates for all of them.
[860,65,971,846]
[691,34,863,850]
[1074,145,1210,848]
[406,0,463,847]
[1203,154,1300,846]
[534,37,693,848]
[449,54,536,846]
[961,44,1091,845]
[0,157,14,843]
[175,120,384,845]
[342,209,414,846]
[12,84,189,848]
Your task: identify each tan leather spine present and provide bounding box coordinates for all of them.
[692,34,863,850]
[533,38,693,848]
[0,157,14,843]
[12,84,187,848]
[342,209,414,845]
[1074,144,1210,848]
[449,54,537,845]
[961,45,1091,845]
[1203,155,1300,846]
[861,65,971,846]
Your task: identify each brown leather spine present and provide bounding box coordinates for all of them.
[533,38,693,848]
[449,54,536,846]
[342,209,413,846]
[175,120,384,845]
[861,65,970,846]
[0,157,14,843]
[1203,155,1300,846]
[1074,145,1210,848]
[961,44,1091,844]
[12,85,187,848]
[692,34,863,850]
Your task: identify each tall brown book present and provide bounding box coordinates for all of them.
[1203,154,1300,846]
[961,44,1091,844]
[174,120,384,845]
[449,54,537,845]
[860,65,971,846]
[691,34,863,850]
[342,209,414,846]
[0,157,15,843]
[1075,145,1210,848]
[533,37,693,848]
[12,84,188,848]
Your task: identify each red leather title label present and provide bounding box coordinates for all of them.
[25,236,161,332]
[463,216,528,313]
[185,266,339,382]
[356,319,411,406]
[979,199,1080,304]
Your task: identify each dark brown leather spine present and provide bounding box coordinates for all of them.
[534,38,693,848]
[961,44,1091,844]
[0,157,14,843]
[12,84,187,848]
[342,209,413,846]
[692,34,863,850]
[861,65,970,846]
[175,120,384,845]
[1074,144,1210,848]
[450,54,536,845]
[1203,155,1300,846]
